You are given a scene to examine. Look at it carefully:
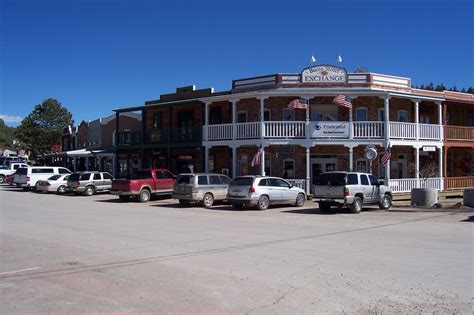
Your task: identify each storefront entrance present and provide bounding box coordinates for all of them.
[311,155,337,184]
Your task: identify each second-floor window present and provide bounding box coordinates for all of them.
[237,111,247,123]
[209,107,221,124]
[356,108,367,121]
[283,108,294,121]
[397,110,408,122]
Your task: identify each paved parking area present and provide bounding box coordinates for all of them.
[0,185,472,313]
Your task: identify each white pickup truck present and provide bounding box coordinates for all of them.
[0,162,28,184]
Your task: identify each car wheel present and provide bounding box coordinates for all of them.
[378,194,392,210]
[202,193,214,208]
[138,189,151,203]
[295,193,305,207]
[57,185,67,194]
[231,203,243,210]
[350,196,363,214]
[319,202,331,212]
[0,176,5,184]
[257,195,270,210]
[179,199,190,206]
[119,195,130,202]
[84,186,95,196]
[34,183,40,192]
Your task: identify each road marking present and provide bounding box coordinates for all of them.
[0,267,40,276]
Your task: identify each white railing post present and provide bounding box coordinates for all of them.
[306,147,311,195]
[439,146,444,191]
[415,146,420,188]
[231,99,237,141]
[384,96,390,139]
[232,145,237,178]
[413,99,419,140]
[349,105,353,139]
[259,97,265,139]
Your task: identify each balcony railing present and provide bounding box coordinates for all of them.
[117,127,202,146]
[389,177,442,193]
[446,125,474,141]
[204,121,443,141]
[444,176,474,190]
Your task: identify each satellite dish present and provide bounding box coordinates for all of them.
[365,147,378,160]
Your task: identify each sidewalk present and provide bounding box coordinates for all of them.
[392,197,473,212]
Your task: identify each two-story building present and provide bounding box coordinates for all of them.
[115,64,474,194]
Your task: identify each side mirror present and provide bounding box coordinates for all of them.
[289,185,293,189]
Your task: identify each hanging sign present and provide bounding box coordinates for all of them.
[302,65,347,83]
[310,121,349,138]
[422,146,436,152]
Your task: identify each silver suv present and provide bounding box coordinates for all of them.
[172,173,232,208]
[227,176,306,210]
[67,172,114,196]
[313,172,392,213]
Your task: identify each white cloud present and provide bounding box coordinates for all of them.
[0,114,23,123]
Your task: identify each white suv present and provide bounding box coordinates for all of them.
[313,172,392,213]
[227,176,306,210]
[14,166,72,191]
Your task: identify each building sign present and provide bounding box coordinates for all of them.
[310,122,349,138]
[302,65,347,83]
[422,146,436,152]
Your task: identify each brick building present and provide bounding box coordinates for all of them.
[115,64,474,193]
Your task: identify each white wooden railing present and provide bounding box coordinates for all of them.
[207,124,232,140]
[419,124,441,140]
[265,121,306,138]
[389,122,417,139]
[287,178,306,191]
[236,122,261,139]
[389,177,443,193]
[205,121,443,141]
[353,121,384,138]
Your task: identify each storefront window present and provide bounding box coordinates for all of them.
[356,159,367,173]
[283,159,295,179]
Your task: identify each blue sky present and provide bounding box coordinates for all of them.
[1,0,473,126]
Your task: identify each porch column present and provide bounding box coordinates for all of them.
[348,104,353,139]
[260,146,265,176]
[306,147,311,195]
[231,99,237,141]
[204,146,209,172]
[306,100,310,140]
[436,101,443,140]
[204,102,209,141]
[413,99,419,140]
[86,157,90,171]
[384,96,390,139]
[259,97,265,139]
[415,146,420,188]
[232,145,237,178]
[349,147,354,171]
[439,146,444,191]
[384,141,390,185]
[112,154,117,177]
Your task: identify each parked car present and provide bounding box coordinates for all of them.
[111,169,176,202]
[67,172,114,196]
[13,166,71,190]
[36,174,71,194]
[172,173,232,208]
[227,176,306,210]
[0,162,29,184]
[312,172,392,213]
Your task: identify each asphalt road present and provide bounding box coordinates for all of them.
[0,186,472,314]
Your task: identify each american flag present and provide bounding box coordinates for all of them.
[333,94,352,109]
[288,98,309,110]
[381,143,392,166]
[251,146,263,167]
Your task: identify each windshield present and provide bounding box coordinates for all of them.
[230,177,254,186]
[176,175,193,184]
[16,168,28,175]
[315,173,346,186]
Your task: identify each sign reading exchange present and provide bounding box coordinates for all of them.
[311,121,349,138]
[302,65,347,83]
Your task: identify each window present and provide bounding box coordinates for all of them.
[283,108,294,121]
[273,178,290,188]
[369,175,379,185]
[209,107,221,124]
[378,108,385,121]
[209,175,221,185]
[311,104,338,121]
[258,179,268,186]
[420,116,430,124]
[283,159,295,179]
[59,168,71,174]
[264,109,271,121]
[231,177,253,186]
[32,168,54,174]
[360,175,370,185]
[156,171,173,180]
[48,175,61,181]
[347,174,358,185]
[219,175,232,185]
[80,173,91,180]
[103,173,113,180]
[356,108,367,121]
[356,160,367,173]
[163,171,174,179]
[314,173,345,186]
[197,176,209,185]
[134,170,152,179]
[237,111,247,123]
[152,112,162,130]
[93,173,101,180]
[177,175,192,184]
[397,110,408,122]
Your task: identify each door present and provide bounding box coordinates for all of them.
[156,170,175,192]
[272,178,293,202]
[177,110,194,141]
[208,175,224,199]
[359,174,373,202]
[259,178,280,203]
[93,173,103,190]
[368,175,381,202]
[103,172,114,190]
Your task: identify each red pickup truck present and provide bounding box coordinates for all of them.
[111,169,176,202]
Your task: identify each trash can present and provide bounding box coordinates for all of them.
[463,189,474,208]
[411,188,438,208]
